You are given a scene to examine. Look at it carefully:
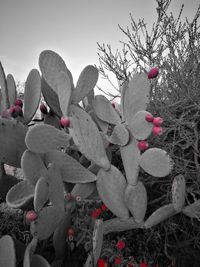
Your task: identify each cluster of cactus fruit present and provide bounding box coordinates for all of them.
[0,51,199,267]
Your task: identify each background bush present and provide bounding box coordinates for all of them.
[97,0,200,265]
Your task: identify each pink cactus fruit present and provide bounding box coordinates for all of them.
[145,113,154,122]
[137,140,149,151]
[60,116,70,127]
[152,126,163,136]
[153,117,163,126]
[40,103,48,114]
[25,210,38,222]
[147,67,159,79]
[15,98,23,108]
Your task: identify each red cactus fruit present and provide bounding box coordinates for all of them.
[15,99,23,108]
[101,203,107,211]
[116,239,125,250]
[114,256,122,265]
[145,113,154,122]
[152,126,163,136]
[91,210,99,219]
[9,105,23,117]
[67,227,75,236]
[60,116,70,127]
[40,103,48,114]
[9,106,16,114]
[97,258,108,267]
[137,140,149,151]
[25,210,38,222]
[147,67,159,79]
[111,101,116,108]
[140,262,149,267]
[153,117,163,126]
[95,208,102,216]
[15,105,23,116]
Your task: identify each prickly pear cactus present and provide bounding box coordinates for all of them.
[2,49,198,266]
[0,235,16,267]
[0,118,27,167]
[91,73,174,232]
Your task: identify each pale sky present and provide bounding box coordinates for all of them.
[0,0,199,95]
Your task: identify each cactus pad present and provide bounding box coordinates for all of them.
[6,74,16,106]
[56,71,72,116]
[23,237,38,267]
[25,124,71,153]
[21,150,47,185]
[0,62,9,109]
[23,69,41,124]
[99,131,110,148]
[120,135,140,185]
[93,114,109,133]
[84,254,93,267]
[43,112,61,129]
[103,217,144,235]
[0,118,27,167]
[53,211,71,259]
[44,150,97,183]
[82,87,94,108]
[72,65,98,104]
[6,180,34,209]
[92,95,121,125]
[139,148,173,177]
[107,123,129,146]
[30,206,64,240]
[31,254,51,266]
[144,204,177,228]
[47,163,64,211]
[34,176,49,212]
[0,235,16,267]
[124,182,147,223]
[128,110,154,140]
[172,174,186,212]
[96,165,129,220]
[92,219,103,266]
[182,199,200,218]
[41,77,62,117]
[39,50,70,92]
[71,182,96,199]
[121,73,150,123]
[70,105,110,171]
